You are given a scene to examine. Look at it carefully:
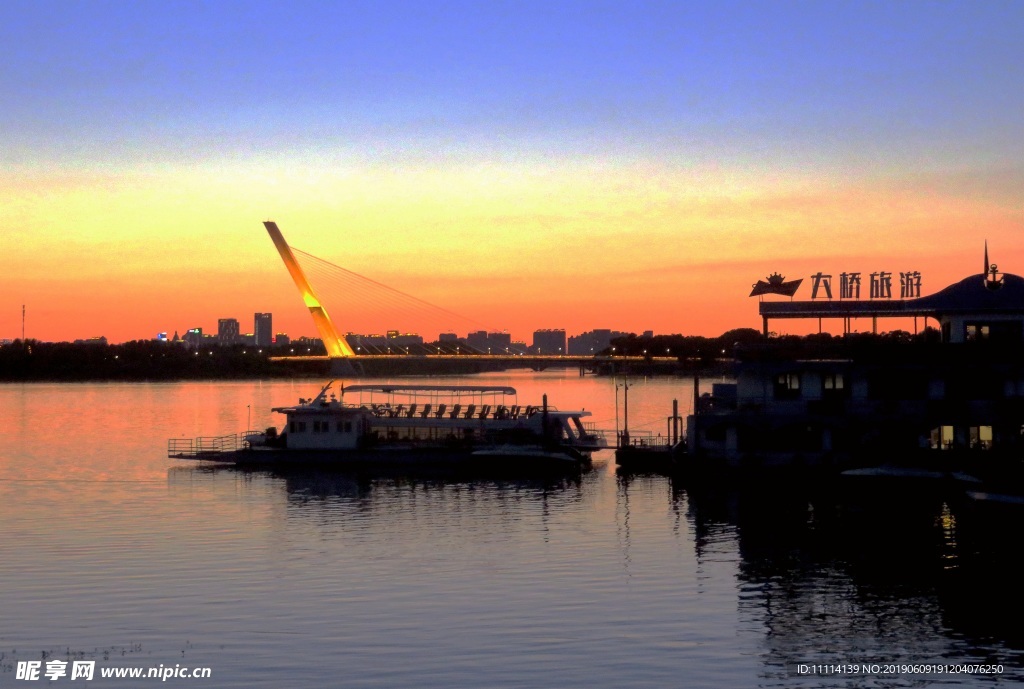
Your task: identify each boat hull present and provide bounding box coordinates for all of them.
[175,444,590,473]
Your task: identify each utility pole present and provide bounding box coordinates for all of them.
[22,304,25,341]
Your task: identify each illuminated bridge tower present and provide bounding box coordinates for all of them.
[263,221,356,359]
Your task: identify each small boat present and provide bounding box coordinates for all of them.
[168,381,608,471]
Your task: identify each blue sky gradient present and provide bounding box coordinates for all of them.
[4,0,1022,171]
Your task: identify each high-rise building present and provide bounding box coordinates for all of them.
[254,313,273,347]
[183,327,204,348]
[218,318,240,345]
[345,331,424,352]
[461,331,512,353]
[567,329,631,355]
[532,329,566,354]
[465,330,489,351]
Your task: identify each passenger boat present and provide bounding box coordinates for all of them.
[168,382,608,470]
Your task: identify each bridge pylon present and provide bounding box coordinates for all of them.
[263,221,356,359]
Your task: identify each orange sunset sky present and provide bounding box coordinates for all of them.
[3,2,1024,344]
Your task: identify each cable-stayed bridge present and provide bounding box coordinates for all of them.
[264,221,674,376]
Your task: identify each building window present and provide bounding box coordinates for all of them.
[774,373,801,400]
[929,425,954,450]
[965,324,990,341]
[966,321,1023,342]
[970,425,992,450]
[822,372,846,399]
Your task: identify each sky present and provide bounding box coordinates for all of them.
[3,0,1024,343]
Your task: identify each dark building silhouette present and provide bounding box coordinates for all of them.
[465,330,512,353]
[532,329,566,354]
[254,313,273,347]
[568,329,630,355]
[218,318,240,345]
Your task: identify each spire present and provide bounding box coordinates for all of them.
[983,240,1004,290]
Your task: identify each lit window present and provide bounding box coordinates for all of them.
[823,373,844,390]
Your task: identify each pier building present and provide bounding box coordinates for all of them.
[759,255,1024,342]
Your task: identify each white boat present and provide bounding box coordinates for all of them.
[168,381,608,471]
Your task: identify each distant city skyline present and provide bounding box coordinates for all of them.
[4,305,668,351]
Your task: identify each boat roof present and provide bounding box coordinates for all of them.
[342,385,517,395]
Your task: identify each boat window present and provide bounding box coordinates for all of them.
[823,373,843,390]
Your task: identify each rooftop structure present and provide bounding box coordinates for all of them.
[758,250,1024,342]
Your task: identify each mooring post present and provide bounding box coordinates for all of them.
[622,380,630,447]
[672,398,679,444]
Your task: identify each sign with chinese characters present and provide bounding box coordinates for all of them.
[809,271,921,300]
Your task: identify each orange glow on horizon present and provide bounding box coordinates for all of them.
[4,160,1024,343]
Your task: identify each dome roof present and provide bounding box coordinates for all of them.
[912,273,1024,314]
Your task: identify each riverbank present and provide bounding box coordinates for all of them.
[0,340,328,381]
[0,341,731,381]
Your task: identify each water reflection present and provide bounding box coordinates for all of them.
[665,476,1024,682]
[10,373,1024,688]
[168,464,596,532]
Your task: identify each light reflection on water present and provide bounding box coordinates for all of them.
[1,374,1022,687]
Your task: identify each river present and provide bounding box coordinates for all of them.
[1,371,1020,687]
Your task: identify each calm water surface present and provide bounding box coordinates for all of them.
[2,371,1022,687]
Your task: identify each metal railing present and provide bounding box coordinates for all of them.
[168,433,244,459]
[617,430,678,449]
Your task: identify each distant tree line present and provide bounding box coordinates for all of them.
[0,340,327,381]
[606,327,944,362]
[0,327,963,381]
